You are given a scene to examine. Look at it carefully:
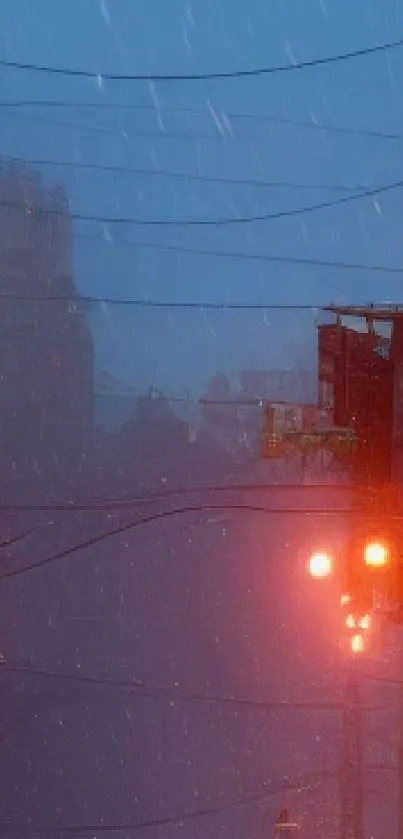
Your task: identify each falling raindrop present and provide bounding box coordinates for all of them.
[319,0,329,18]
[102,224,113,243]
[206,99,227,138]
[373,199,382,217]
[185,5,195,26]
[182,28,192,55]
[100,0,111,25]
[285,40,297,66]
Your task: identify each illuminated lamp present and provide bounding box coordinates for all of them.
[351,633,365,653]
[358,614,371,630]
[308,552,332,579]
[364,542,389,568]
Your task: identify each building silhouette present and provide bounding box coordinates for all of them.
[0,162,94,498]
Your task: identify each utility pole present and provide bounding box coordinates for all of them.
[340,663,363,839]
[262,304,403,839]
[398,638,403,839]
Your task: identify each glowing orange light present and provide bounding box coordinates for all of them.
[340,594,351,606]
[358,614,371,630]
[345,614,356,629]
[308,552,332,578]
[364,542,389,568]
[351,633,365,653]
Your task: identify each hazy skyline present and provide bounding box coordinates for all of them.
[1,0,403,394]
[0,6,401,836]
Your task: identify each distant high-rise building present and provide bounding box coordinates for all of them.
[0,163,73,299]
[0,162,94,497]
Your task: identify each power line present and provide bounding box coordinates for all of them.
[0,293,398,309]
[0,36,402,80]
[0,503,374,582]
[95,395,305,405]
[0,177,400,227]
[90,392,300,403]
[1,293,401,310]
[5,220,403,273]
[76,231,403,277]
[0,772,335,834]
[3,101,403,145]
[0,483,354,513]
[0,664,345,711]
[0,177,401,227]
[364,675,403,687]
[2,664,387,713]
[0,107,124,138]
[0,528,36,549]
[1,153,370,193]
[0,294,345,308]
[0,169,398,268]
[0,108,238,141]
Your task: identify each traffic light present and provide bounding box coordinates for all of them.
[351,633,366,653]
[308,551,333,578]
[363,540,390,568]
[307,533,393,652]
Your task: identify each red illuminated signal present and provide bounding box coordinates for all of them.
[308,552,332,578]
[351,633,365,653]
[364,542,389,568]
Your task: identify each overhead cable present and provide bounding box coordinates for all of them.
[0,771,336,834]
[0,36,401,80]
[2,664,387,713]
[0,294,392,310]
[75,231,403,277]
[0,482,354,513]
[0,108,239,141]
[0,664,345,711]
[1,100,403,146]
[0,153,372,193]
[0,528,37,549]
[364,674,403,686]
[0,177,401,226]
[0,502,370,582]
[0,779,331,834]
[3,104,403,146]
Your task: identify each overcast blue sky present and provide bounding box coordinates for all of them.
[1,0,403,394]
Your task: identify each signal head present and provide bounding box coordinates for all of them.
[358,614,371,630]
[308,552,332,578]
[351,633,365,653]
[364,541,389,568]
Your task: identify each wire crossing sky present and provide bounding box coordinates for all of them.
[0,34,402,80]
